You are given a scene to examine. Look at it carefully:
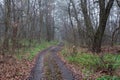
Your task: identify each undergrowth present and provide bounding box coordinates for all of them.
[16,40,58,60]
[61,46,120,79]
[97,75,120,80]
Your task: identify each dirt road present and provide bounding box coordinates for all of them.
[27,44,77,80]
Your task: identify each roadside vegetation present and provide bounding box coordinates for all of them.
[61,44,120,79]
[0,40,58,80]
[0,0,120,79]
[15,40,58,60]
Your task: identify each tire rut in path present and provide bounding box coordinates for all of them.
[50,46,74,80]
[44,53,63,80]
[27,45,75,80]
[27,46,53,80]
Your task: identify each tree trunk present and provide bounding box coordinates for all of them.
[92,0,114,52]
[3,0,11,52]
[111,20,120,46]
[68,2,76,45]
[80,0,94,47]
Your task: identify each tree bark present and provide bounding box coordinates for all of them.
[68,2,76,45]
[92,0,114,52]
[80,0,94,47]
[116,0,120,7]
[3,0,11,51]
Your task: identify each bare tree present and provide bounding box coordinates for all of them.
[92,0,114,52]
[3,0,11,52]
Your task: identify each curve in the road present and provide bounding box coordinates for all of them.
[27,45,75,80]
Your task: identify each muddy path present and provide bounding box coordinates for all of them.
[27,44,76,80]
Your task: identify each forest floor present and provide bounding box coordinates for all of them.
[0,43,82,80]
[0,41,58,80]
[1,43,120,80]
[0,53,35,80]
[60,45,120,80]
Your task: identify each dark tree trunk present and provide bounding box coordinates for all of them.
[116,0,120,7]
[12,24,18,52]
[92,0,114,53]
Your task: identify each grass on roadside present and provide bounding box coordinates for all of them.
[61,46,120,79]
[16,40,58,60]
[97,75,120,80]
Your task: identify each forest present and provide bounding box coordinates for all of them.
[0,0,120,80]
